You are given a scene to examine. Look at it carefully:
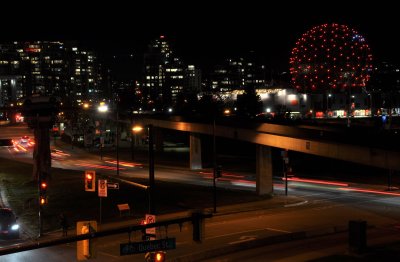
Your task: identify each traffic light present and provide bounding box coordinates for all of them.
[85,171,96,192]
[145,251,165,262]
[82,225,90,258]
[40,181,48,193]
[39,195,47,205]
[77,221,97,260]
[39,175,48,205]
[154,251,165,262]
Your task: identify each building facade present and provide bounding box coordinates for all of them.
[143,36,201,111]
[0,41,102,107]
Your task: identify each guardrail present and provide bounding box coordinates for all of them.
[0,212,212,256]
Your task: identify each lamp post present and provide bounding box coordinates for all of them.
[130,114,135,161]
[148,124,155,214]
[97,102,108,160]
[116,106,120,176]
[213,117,217,213]
[132,124,155,214]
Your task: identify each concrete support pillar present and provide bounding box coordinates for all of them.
[256,145,273,196]
[190,133,202,170]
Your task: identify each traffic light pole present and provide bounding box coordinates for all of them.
[38,175,43,238]
[213,118,217,213]
[99,197,102,224]
[130,114,135,161]
[116,104,120,176]
[148,124,155,214]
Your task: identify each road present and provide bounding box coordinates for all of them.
[1,123,400,261]
[1,180,400,261]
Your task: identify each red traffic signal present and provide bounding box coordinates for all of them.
[85,171,96,192]
[39,177,48,205]
[40,181,48,191]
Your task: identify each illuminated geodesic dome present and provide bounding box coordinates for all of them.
[289,23,373,93]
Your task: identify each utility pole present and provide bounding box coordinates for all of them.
[116,96,120,176]
[22,96,59,238]
[130,113,135,160]
[213,117,217,213]
[148,124,155,214]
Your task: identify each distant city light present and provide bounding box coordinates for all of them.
[98,102,108,113]
[132,126,143,133]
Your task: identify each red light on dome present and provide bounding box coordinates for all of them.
[289,23,372,92]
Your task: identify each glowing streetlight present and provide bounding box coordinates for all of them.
[133,124,155,214]
[98,102,108,113]
[132,125,144,133]
[97,102,108,160]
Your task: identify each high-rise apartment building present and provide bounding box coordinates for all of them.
[210,52,267,93]
[0,41,102,107]
[143,36,201,111]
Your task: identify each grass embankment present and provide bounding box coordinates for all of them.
[0,157,262,236]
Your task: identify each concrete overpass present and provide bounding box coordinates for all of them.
[132,118,400,196]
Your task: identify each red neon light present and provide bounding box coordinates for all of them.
[222,173,245,179]
[105,160,143,167]
[75,163,125,171]
[284,177,349,187]
[24,48,41,53]
[338,187,400,196]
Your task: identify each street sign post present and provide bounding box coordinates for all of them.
[98,180,107,197]
[107,182,119,189]
[98,180,107,225]
[145,214,156,236]
[120,238,176,256]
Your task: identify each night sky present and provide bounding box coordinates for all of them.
[1,1,399,76]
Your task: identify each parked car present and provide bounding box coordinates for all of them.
[0,208,20,239]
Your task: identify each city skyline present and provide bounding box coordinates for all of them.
[1,1,399,73]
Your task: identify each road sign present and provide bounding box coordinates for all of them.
[120,238,176,255]
[98,179,107,197]
[107,182,119,189]
[145,214,156,235]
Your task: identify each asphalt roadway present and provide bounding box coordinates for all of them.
[15,193,400,262]
[2,125,400,261]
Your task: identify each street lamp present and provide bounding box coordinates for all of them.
[97,102,108,160]
[116,103,120,176]
[213,117,217,213]
[133,124,155,214]
[132,125,143,161]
